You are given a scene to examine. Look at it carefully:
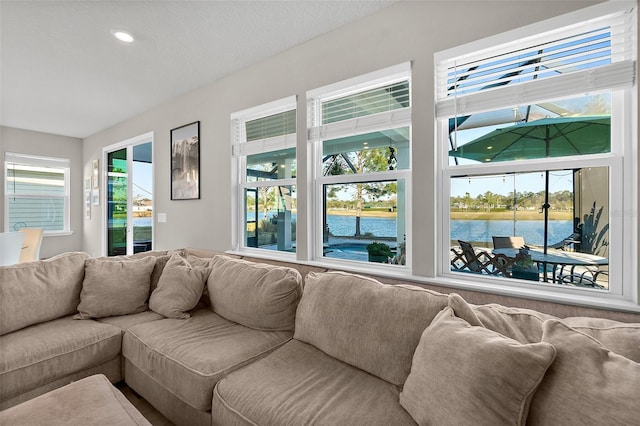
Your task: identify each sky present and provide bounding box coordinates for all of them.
[451,170,573,198]
[133,162,153,200]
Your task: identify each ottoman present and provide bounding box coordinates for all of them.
[0,374,151,426]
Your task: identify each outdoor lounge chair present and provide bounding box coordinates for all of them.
[452,240,512,276]
[549,232,582,250]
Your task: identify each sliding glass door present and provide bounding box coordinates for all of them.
[105,134,153,256]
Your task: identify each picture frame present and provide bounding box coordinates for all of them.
[84,177,92,219]
[85,192,91,219]
[91,189,100,206]
[171,121,200,200]
[91,159,100,189]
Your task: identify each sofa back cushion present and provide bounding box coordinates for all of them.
[294,271,449,386]
[75,256,157,319]
[559,316,640,362]
[448,293,557,343]
[527,320,640,425]
[207,255,303,331]
[0,252,89,335]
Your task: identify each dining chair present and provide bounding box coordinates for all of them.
[0,232,26,266]
[18,228,44,263]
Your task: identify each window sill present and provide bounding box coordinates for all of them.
[226,248,639,313]
[43,231,74,237]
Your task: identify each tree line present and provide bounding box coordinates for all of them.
[451,190,574,212]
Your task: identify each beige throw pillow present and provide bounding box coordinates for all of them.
[400,307,556,426]
[527,320,640,425]
[99,252,171,294]
[1,252,89,335]
[149,253,212,319]
[75,256,156,319]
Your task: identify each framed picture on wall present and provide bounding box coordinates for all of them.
[171,121,200,200]
[85,177,91,219]
[92,159,100,189]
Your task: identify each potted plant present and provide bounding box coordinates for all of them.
[367,241,393,263]
[511,247,539,281]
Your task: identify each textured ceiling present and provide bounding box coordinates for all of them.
[0,1,396,138]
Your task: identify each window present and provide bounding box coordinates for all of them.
[4,153,71,234]
[232,97,297,254]
[308,63,411,267]
[435,2,637,303]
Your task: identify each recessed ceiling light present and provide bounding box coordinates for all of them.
[111,30,135,43]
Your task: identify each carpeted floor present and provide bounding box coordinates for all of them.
[116,382,175,426]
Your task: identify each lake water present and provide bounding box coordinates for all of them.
[451,219,573,247]
[133,217,153,227]
[135,214,573,247]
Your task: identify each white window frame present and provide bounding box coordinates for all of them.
[4,152,71,235]
[434,1,638,309]
[231,96,298,257]
[307,63,413,271]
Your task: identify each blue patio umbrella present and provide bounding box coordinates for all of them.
[449,115,610,253]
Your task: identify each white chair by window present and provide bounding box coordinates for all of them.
[18,228,44,263]
[0,232,26,266]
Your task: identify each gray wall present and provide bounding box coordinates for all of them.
[79,1,600,263]
[0,126,84,258]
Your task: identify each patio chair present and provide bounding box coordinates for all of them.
[454,240,512,276]
[492,236,525,249]
[549,232,581,250]
[556,264,606,289]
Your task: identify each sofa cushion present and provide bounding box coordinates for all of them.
[528,320,640,425]
[207,255,302,331]
[76,256,157,319]
[97,311,165,332]
[212,339,417,426]
[239,255,328,286]
[0,374,151,426]
[294,271,448,386]
[448,293,557,343]
[122,309,292,411]
[149,253,212,319]
[559,316,640,362]
[0,316,122,403]
[400,307,556,426]
[0,252,89,335]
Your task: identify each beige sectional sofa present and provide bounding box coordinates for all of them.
[1,248,639,425]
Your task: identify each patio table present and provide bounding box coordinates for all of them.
[492,248,608,283]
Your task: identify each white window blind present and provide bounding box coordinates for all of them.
[246,109,296,142]
[232,96,297,157]
[308,62,412,142]
[435,2,636,118]
[5,153,70,232]
[321,81,410,125]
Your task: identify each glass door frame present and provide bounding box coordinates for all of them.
[101,132,154,256]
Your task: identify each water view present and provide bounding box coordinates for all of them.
[243,212,572,248]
